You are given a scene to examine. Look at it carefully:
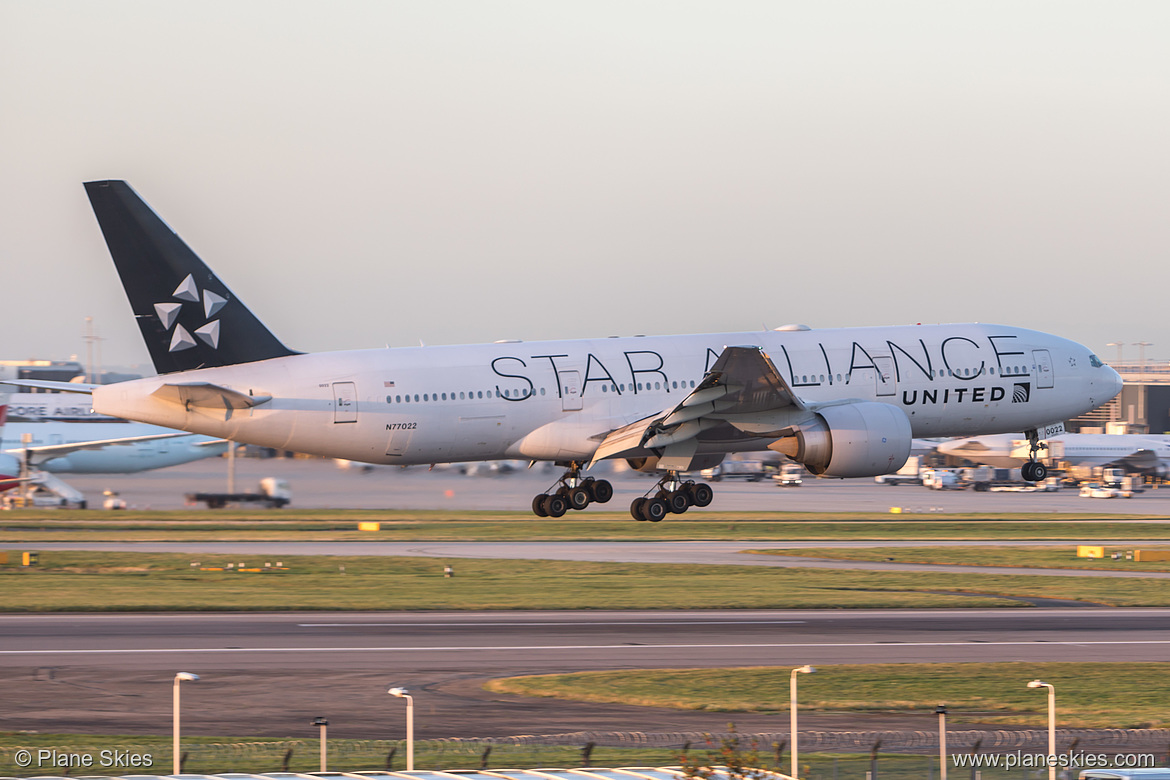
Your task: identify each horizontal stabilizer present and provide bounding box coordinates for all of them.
[152,383,272,410]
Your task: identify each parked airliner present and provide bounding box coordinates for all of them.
[8,181,1123,521]
[939,432,1170,477]
[2,421,228,473]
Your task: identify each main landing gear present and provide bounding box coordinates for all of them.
[630,471,714,522]
[1020,428,1049,483]
[531,463,614,518]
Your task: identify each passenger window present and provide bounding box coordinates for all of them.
[602,385,607,393]
[386,395,392,403]
[540,387,546,395]
[414,394,419,402]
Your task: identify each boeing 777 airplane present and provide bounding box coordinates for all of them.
[9,181,1123,521]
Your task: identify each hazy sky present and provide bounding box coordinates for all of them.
[2,1,1168,372]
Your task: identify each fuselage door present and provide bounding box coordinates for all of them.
[1032,349,1054,389]
[873,355,896,397]
[561,370,583,411]
[332,381,358,423]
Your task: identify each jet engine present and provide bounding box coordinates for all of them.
[770,402,911,477]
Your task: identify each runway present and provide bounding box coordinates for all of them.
[2,609,1169,738]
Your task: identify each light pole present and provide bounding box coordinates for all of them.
[1028,680,1056,780]
[935,704,947,780]
[790,665,814,779]
[172,672,199,775]
[1106,341,1124,365]
[388,687,414,770]
[1133,342,1153,376]
[312,718,328,772]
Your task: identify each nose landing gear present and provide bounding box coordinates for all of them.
[629,471,714,522]
[1020,428,1049,482]
[530,462,613,518]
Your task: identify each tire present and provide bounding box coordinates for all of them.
[630,497,648,521]
[666,490,690,514]
[532,494,549,517]
[590,479,614,503]
[1022,462,1037,482]
[643,497,668,522]
[543,494,568,518]
[1031,462,1048,481]
[689,482,714,508]
[568,486,591,510]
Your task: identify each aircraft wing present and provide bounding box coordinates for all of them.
[589,345,819,466]
[0,380,98,394]
[6,432,197,466]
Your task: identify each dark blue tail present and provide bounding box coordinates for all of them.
[85,181,299,374]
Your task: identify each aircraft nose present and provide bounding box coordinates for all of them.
[1106,366,1123,399]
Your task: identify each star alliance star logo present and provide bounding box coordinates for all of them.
[153,274,227,353]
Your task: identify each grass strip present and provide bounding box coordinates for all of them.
[3,551,1170,610]
[751,545,1170,571]
[486,662,1170,729]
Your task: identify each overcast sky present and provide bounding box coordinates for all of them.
[2,1,1167,372]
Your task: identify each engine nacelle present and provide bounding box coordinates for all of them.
[626,453,725,474]
[770,402,911,477]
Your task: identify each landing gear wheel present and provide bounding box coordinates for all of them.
[630,497,648,521]
[689,482,714,507]
[642,497,668,523]
[567,486,591,510]
[1021,461,1048,482]
[532,494,549,517]
[665,490,690,514]
[543,494,568,518]
[590,479,614,503]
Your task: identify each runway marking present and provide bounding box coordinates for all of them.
[4,640,1170,655]
[296,620,808,627]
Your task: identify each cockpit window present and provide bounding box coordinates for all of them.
[1089,354,1104,368]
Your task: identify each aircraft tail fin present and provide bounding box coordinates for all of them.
[84,180,299,375]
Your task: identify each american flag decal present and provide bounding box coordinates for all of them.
[384,381,395,388]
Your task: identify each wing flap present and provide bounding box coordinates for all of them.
[589,345,805,466]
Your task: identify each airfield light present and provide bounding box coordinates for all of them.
[312,717,329,771]
[935,704,948,780]
[790,665,815,779]
[388,687,414,770]
[1027,680,1056,780]
[173,672,200,774]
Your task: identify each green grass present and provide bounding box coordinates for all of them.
[0,732,681,775]
[5,509,1170,543]
[486,662,1170,729]
[6,551,1170,610]
[752,545,1170,571]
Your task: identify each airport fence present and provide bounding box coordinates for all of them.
[3,729,1168,778]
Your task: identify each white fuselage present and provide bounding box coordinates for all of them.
[90,323,1121,469]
